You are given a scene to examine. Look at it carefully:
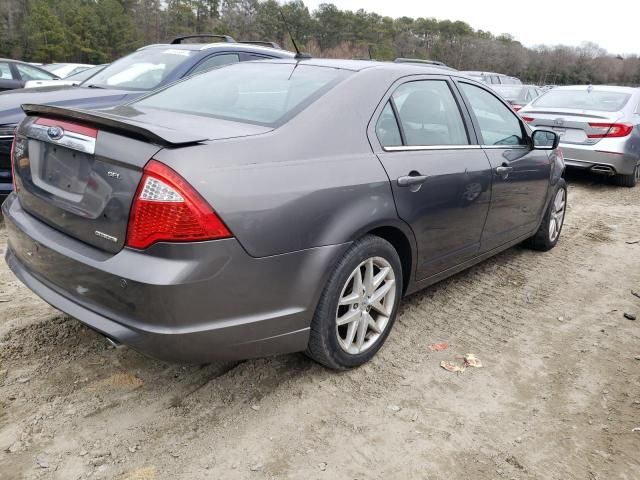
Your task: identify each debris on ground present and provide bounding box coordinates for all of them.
[623,312,637,321]
[440,361,465,373]
[441,353,483,373]
[464,354,483,368]
[632,427,640,432]
[632,290,640,299]
[428,342,449,352]
[35,454,49,469]
[625,240,640,245]
[318,462,327,471]
[387,405,401,412]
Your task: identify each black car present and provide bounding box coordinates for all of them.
[0,59,60,92]
[0,35,294,199]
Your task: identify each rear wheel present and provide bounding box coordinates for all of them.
[306,235,403,370]
[525,179,567,251]
[614,163,639,187]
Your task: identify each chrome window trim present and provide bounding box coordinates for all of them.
[481,145,529,150]
[383,145,482,152]
[382,144,530,152]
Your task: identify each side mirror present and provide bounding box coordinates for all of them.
[532,129,559,150]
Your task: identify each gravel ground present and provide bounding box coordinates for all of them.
[1,171,639,480]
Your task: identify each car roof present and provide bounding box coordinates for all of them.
[0,58,42,65]
[140,42,295,57]
[462,71,502,76]
[251,58,472,75]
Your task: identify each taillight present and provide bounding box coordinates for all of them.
[521,116,535,123]
[126,160,232,249]
[587,123,633,138]
[512,105,523,112]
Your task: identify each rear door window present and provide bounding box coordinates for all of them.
[391,80,469,146]
[460,82,526,146]
[375,102,402,147]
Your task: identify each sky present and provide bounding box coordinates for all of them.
[302,0,637,55]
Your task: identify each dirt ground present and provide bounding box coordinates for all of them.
[1,171,639,480]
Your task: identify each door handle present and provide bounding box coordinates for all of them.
[495,165,513,176]
[397,174,429,187]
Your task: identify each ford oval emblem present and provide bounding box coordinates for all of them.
[554,118,565,126]
[47,126,64,140]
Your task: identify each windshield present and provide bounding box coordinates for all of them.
[492,85,527,102]
[82,48,194,90]
[67,65,105,81]
[533,89,631,112]
[41,63,65,73]
[134,62,350,127]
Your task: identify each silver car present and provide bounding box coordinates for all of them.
[520,85,640,187]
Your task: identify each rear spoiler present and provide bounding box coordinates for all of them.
[21,104,208,147]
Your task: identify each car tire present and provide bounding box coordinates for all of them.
[306,235,403,370]
[614,163,639,188]
[525,178,567,252]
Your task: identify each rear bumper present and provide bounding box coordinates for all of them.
[3,194,347,363]
[560,143,638,176]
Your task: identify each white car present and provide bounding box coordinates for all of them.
[24,64,106,89]
[41,63,94,78]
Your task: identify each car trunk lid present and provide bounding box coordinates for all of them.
[521,107,624,145]
[13,104,271,253]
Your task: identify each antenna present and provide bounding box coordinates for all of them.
[279,10,311,60]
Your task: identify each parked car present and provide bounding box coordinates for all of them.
[4,59,566,368]
[24,64,107,89]
[42,63,95,78]
[0,35,294,199]
[520,85,640,187]
[462,71,522,85]
[0,58,60,92]
[490,84,544,111]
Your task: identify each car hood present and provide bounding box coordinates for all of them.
[0,86,143,126]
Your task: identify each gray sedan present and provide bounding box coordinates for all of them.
[4,60,566,369]
[520,85,640,186]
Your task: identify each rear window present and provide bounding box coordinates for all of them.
[82,48,195,90]
[134,62,350,127]
[492,85,526,102]
[533,89,631,112]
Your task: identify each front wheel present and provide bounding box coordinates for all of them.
[525,179,567,251]
[306,235,403,370]
[614,163,639,187]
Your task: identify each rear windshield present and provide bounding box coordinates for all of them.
[492,85,526,102]
[533,89,631,112]
[134,62,350,127]
[82,48,195,90]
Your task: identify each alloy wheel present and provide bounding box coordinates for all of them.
[548,188,566,242]
[335,257,396,355]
